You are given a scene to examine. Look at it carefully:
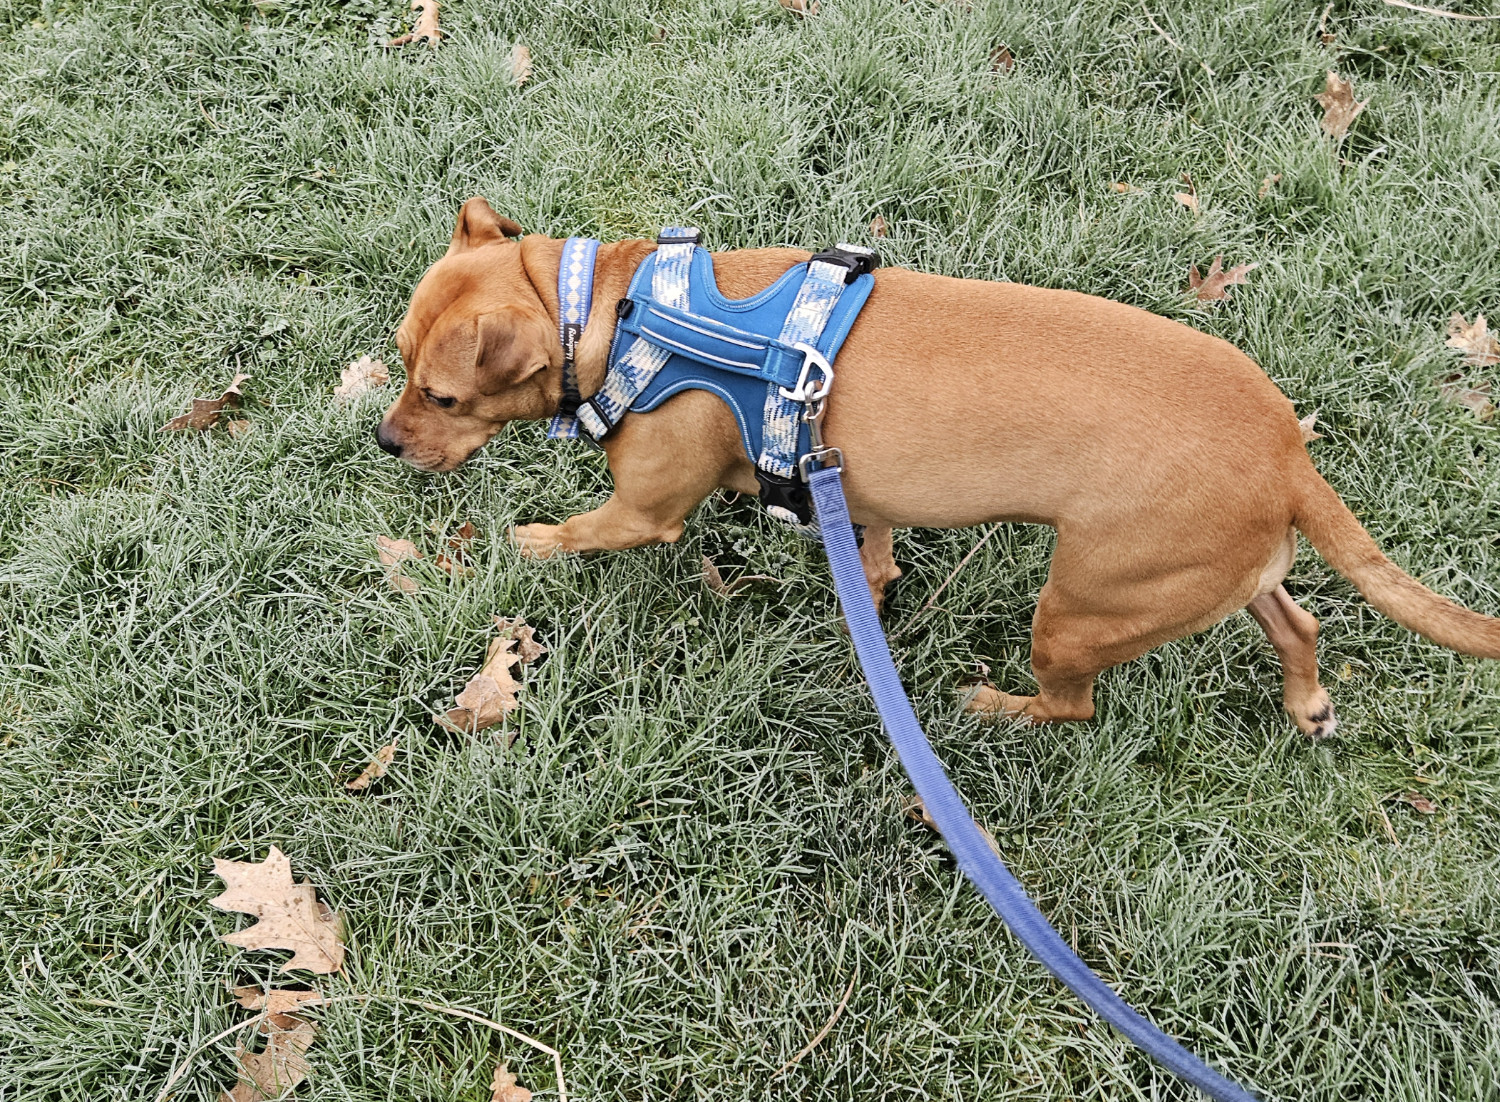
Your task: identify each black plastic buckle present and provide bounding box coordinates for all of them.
[810,244,880,284]
[584,396,616,438]
[755,468,814,526]
[657,231,701,246]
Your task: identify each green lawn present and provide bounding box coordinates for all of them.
[3,0,1500,1098]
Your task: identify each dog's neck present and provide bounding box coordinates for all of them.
[519,234,657,409]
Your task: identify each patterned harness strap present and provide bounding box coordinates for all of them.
[547,236,601,440]
[574,229,696,439]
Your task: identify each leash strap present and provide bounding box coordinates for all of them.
[807,463,1261,1102]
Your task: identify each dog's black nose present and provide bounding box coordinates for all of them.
[374,423,403,458]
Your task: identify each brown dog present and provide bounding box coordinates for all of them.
[378,197,1500,736]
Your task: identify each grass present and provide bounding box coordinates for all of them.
[2,0,1499,1098]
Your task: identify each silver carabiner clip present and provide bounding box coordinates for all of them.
[779,343,835,405]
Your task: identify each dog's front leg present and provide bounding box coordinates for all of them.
[512,397,742,558]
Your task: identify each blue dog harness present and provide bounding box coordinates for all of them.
[548,228,1261,1101]
[547,228,876,526]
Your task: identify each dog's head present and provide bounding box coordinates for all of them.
[375,198,559,472]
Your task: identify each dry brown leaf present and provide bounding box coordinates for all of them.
[1299,412,1322,442]
[491,1063,533,1102]
[1173,172,1198,214]
[1436,372,1494,420]
[1314,71,1368,139]
[345,740,397,792]
[990,44,1014,73]
[333,355,389,403]
[493,616,547,664]
[226,419,253,438]
[221,1014,316,1102]
[779,0,819,14]
[1399,791,1437,814]
[440,637,523,733]
[511,44,532,86]
[376,536,423,593]
[232,987,327,1015]
[448,521,480,550]
[903,795,1002,855]
[209,847,345,975]
[1188,255,1258,302]
[701,555,783,597]
[162,373,250,432]
[869,214,887,238]
[435,521,480,576]
[1258,173,1282,198]
[1110,181,1136,193]
[1446,312,1500,367]
[389,0,441,45]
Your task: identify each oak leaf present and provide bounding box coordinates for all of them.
[333,355,389,403]
[346,739,397,792]
[1188,255,1257,302]
[233,986,327,1015]
[376,536,423,593]
[702,555,783,597]
[493,615,547,663]
[491,1063,533,1102]
[209,847,346,974]
[1435,372,1493,420]
[1446,312,1500,367]
[1314,71,1367,139]
[221,1014,316,1102]
[1299,412,1322,443]
[511,44,532,86]
[162,373,250,432]
[389,0,441,45]
[436,521,480,576]
[440,637,522,733]
[1173,172,1198,214]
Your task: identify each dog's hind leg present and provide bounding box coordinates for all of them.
[860,526,902,614]
[1246,585,1336,739]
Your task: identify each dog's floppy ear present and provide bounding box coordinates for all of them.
[474,304,553,395]
[448,196,524,255]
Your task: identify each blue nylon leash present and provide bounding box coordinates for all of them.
[807,464,1261,1102]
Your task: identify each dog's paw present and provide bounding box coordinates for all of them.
[959,683,1034,724]
[509,523,567,560]
[1290,688,1339,740]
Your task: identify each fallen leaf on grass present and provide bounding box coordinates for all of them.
[1299,412,1322,442]
[869,214,887,238]
[436,521,480,576]
[1446,312,1500,367]
[1258,173,1282,198]
[221,1014,316,1102]
[439,619,546,734]
[903,794,1002,856]
[333,356,389,403]
[210,846,345,974]
[990,44,1014,73]
[1314,71,1368,139]
[1435,373,1493,419]
[491,1063,533,1102]
[389,0,440,45]
[702,555,783,597]
[1399,792,1437,814]
[1187,255,1257,302]
[1173,172,1198,214]
[233,987,327,1015]
[1110,181,1137,193]
[162,373,250,432]
[511,44,532,86]
[227,419,253,438]
[376,536,423,593]
[779,0,819,14]
[346,740,397,792]
[493,615,547,663]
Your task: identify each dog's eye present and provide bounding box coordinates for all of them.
[425,391,457,409]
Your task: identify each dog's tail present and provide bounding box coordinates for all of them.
[1294,463,1500,658]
